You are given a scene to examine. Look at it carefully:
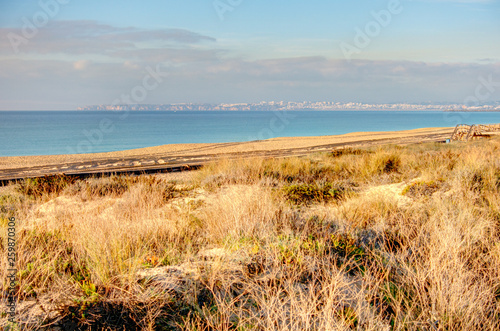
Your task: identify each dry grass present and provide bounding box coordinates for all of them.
[1,137,500,330]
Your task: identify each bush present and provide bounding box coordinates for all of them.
[330,147,368,158]
[380,154,401,173]
[18,174,76,198]
[81,176,133,197]
[357,152,402,180]
[327,233,366,274]
[402,180,442,198]
[67,175,182,201]
[282,182,348,205]
[0,194,22,219]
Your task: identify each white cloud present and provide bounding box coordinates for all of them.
[0,20,216,58]
[1,56,499,109]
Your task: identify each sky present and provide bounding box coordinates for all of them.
[0,0,499,110]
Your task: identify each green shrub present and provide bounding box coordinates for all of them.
[327,233,366,274]
[282,182,348,205]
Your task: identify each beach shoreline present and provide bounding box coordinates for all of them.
[0,127,454,180]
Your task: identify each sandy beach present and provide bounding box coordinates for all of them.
[0,127,454,180]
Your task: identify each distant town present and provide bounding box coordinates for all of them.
[78,101,500,112]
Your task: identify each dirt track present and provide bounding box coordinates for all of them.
[0,127,454,182]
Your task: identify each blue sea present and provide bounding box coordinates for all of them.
[1,110,499,157]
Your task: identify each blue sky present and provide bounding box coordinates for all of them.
[0,0,499,109]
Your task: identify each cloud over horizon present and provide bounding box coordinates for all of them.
[0,19,499,110]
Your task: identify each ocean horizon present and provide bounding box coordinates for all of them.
[1,110,499,157]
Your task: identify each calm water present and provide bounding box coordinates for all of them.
[1,111,499,157]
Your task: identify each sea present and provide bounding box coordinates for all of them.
[1,110,499,157]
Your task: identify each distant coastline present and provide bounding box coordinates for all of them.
[77,101,500,112]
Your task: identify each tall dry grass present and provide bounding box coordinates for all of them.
[0,137,499,330]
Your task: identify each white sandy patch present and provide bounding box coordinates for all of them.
[365,182,412,207]
[35,196,80,215]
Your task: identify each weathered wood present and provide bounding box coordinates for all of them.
[450,123,500,142]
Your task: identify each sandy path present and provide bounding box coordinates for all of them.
[0,127,454,180]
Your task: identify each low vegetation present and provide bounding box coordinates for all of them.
[1,137,500,330]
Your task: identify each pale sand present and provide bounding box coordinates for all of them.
[0,127,454,171]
